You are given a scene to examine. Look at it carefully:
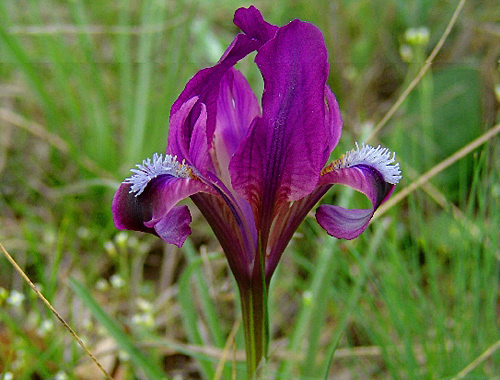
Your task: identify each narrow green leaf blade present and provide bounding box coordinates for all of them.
[69,278,167,380]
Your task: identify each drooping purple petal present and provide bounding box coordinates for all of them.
[230,19,330,229]
[154,206,192,247]
[315,164,394,239]
[112,175,213,242]
[143,176,214,227]
[113,182,156,234]
[316,206,375,240]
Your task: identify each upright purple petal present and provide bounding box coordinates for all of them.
[324,86,343,161]
[233,6,278,45]
[230,19,330,229]
[170,33,259,120]
[187,103,209,170]
[166,97,204,166]
[169,7,279,163]
[168,34,259,156]
[213,68,260,179]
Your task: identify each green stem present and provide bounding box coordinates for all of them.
[239,280,268,379]
[239,234,270,380]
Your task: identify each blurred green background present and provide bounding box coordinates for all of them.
[1,0,499,379]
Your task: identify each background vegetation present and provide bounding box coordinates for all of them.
[1,0,499,378]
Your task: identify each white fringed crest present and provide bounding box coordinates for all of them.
[334,143,402,184]
[124,153,191,196]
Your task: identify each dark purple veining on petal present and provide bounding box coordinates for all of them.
[230,20,330,242]
[265,184,331,279]
[191,192,252,283]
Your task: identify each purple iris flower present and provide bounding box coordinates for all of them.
[112,6,401,286]
[112,7,401,374]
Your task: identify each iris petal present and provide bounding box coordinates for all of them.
[169,35,260,150]
[143,176,213,227]
[112,182,155,234]
[112,175,212,243]
[166,96,211,173]
[167,7,278,174]
[316,165,394,239]
[191,193,253,282]
[230,19,331,230]
[316,206,375,240]
[214,68,260,175]
[233,5,278,45]
[154,206,192,247]
[324,86,343,162]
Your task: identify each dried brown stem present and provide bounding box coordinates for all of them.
[0,243,113,380]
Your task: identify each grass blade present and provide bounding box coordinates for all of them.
[125,0,159,165]
[322,220,389,378]
[0,3,59,127]
[69,278,166,380]
[178,253,217,379]
[68,0,116,169]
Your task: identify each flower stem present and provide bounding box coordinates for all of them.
[239,279,268,379]
[239,235,270,379]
